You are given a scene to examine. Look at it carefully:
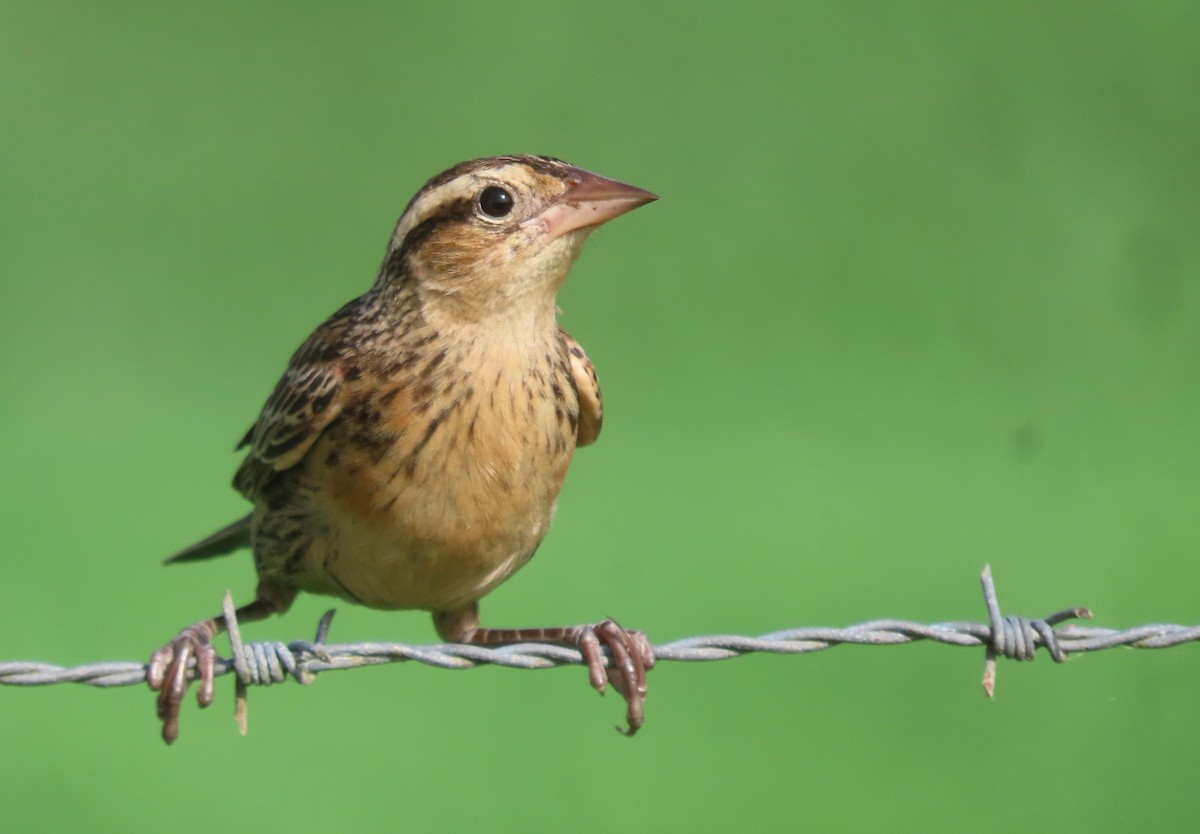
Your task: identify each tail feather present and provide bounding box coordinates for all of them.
[164,514,253,564]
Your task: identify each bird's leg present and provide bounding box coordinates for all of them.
[433,603,655,736]
[147,583,295,744]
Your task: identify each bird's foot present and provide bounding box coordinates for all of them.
[566,619,655,736]
[434,606,657,736]
[147,620,219,744]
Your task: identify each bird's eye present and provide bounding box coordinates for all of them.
[478,186,514,218]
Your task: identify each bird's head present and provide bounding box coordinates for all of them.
[379,155,656,326]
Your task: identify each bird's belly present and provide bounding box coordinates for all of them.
[309,495,554,612]
[294,426,572,612]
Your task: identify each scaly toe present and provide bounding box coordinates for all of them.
[148,622,218,744]
[578,620,653,736]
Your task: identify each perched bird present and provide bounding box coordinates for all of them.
[148,155,657,743]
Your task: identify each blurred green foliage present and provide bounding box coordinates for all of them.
[1,2,1198,832]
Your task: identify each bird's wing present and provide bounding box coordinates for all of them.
[559,326,603,447]
[235,302,357,494]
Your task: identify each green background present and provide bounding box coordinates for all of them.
[2,2,1198,831]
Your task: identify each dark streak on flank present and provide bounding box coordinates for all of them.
[412,377,437,403]
[404,402,457,476]
[366,432,398,466]
[420,349,448,380]
[343,398,399,464]
[385,353,421,377]
[411,331,439,351]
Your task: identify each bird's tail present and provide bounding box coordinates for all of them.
[164,514,252,564]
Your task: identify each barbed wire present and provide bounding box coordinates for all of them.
[3,566,1198,702]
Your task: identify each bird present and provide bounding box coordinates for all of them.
[147,154,658,744]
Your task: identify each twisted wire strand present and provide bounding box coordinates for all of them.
[2,566,1197,693]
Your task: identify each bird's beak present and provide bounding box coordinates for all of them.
[539,167,658,239]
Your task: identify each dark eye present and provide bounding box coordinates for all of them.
[478,186,514,218]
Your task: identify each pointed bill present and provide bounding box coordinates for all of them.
[538,167,658,239]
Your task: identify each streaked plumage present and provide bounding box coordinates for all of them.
[148,155,657,742]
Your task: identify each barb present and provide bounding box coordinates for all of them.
[3,566,1198,698]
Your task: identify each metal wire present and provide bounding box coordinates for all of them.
[2,566,1198,697]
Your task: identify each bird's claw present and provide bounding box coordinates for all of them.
[571,620,655,736]
[147,621,218,744]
